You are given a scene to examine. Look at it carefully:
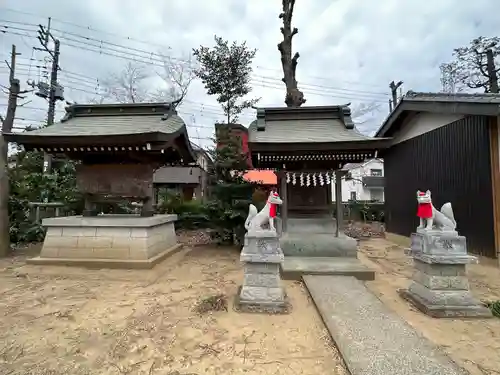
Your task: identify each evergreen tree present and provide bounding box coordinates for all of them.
[206,125,255,245]
[193,35,261,246]
[192,35,260,124]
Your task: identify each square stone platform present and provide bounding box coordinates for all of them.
[27,214,182,269]
[399,231,492,318]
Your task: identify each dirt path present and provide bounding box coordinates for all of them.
[359,238,500,375]
[0,245,347,375]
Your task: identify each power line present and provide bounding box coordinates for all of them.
[1,22,381,128]
[2,28,386,102]
[1,10,385,88]
[0,17,389,93]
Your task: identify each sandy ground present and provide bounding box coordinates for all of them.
[0,244,347,375]
[359,238,500,375]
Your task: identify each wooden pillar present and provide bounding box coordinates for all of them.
[153,187,159,206]
[280,170,288,233]
[83,194,97,217]
[488,116,500,264]
[335,170,344,237]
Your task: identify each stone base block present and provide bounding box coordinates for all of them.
[234,285,290,314]
[411,231,467,256]
[241,231,284,263]
[399,288,492,318]
[30,214,180,269]
[27,243,183,269]
[280,233,358,258]
[399,256,492,318]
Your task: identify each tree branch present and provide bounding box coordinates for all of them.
[278,0,305,107]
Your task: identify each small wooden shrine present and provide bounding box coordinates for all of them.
[5,102,195,216]
[248,105,390,234]
[4,102,193,269]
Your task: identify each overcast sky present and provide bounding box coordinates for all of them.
[1,0,498,148]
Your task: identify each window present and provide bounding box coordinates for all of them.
[370,190,383,202]
[370,169,382,176]
[350,191,357,201]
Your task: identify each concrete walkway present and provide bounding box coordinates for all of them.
[303,275,469,375]
[281,256,374,280]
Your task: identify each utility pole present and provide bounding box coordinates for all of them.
[36,18,63,191]
[486,49,499,93]
[389,80,403,110]
[0,45,23,257]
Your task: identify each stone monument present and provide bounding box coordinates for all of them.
[235,191,290,313]
[399,190,492,318]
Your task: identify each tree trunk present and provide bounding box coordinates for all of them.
[278,0,306,107]
[486,49,499,93]
[0,135,9,257]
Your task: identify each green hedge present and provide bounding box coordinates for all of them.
[332,201,385,222]
[156,192,210,230]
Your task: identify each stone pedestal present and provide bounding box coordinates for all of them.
[27,214,182,269]
[399,230,492,318]
[235,231,290,313]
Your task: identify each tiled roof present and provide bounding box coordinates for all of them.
[342,163,363,170]
[242,170,277,185]
[20,113,185,137]
[247,105,374,144]
[248,118,371,143]
[11,102,186,138]
[404,91,500,104]
[374,91,500,137]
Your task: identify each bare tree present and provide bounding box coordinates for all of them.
[99,56,195,105]
[439,62,463,93]
[351,102,380,122]
[85,96,105,105]
[153,52,196,103]
[278,0,306,107]
[452,36,499,93]
[101,62,151,103]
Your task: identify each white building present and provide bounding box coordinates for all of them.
[331,159,385,202]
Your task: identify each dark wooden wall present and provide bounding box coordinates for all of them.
[384,115,496,257]
[287,184,330,217]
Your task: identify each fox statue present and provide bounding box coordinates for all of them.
[416,190,457,232]
[245,191,283,232]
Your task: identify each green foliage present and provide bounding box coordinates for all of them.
[192,35,260,124]
[8,150,82,243]
[204,126,255,246]
[157,190,209,229]
[339,200,385,223]
[487,300,500,318]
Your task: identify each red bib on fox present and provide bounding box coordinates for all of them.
[417,202,432,219]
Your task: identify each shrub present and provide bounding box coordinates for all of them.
[156,191,210,230]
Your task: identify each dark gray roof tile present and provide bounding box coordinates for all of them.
[22,113,184,137]
[405,91,500,104]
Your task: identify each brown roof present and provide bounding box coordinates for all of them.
[375,91,500,137]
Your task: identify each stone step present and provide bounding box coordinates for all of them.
[281,257,374,281]
[280,234,358,257]
[303,275,469,375]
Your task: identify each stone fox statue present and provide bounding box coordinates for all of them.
[416,190,457,232]
[245,191,283,232]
